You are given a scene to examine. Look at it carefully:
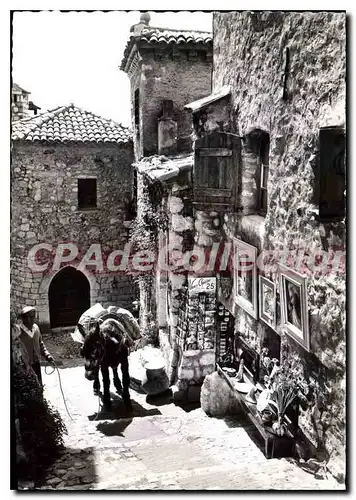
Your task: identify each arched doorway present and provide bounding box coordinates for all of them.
[49,267,90,328]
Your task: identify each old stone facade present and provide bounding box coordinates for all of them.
[121,14,213,160]
[121,14,213,354]
[123,11,346,481]
[183,11,345,480]
[11,104,136,331]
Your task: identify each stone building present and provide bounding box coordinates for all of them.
[120,13,213,381]
[122,10,345,480]
[120,12,213,160]
[182,11,345,481]
[12,83,41,121]
[11,104,136,331]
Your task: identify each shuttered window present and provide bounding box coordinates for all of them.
[319,127,345,221]
[194,131,238,207]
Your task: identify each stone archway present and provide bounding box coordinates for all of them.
[49,267,90,328]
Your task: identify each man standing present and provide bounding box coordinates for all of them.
[18,306,54,385]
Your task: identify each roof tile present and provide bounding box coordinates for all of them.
[12,104,132,144]
[121,25,212,71]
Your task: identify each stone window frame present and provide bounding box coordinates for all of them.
[244,129,270,216]
[77,176,98,211]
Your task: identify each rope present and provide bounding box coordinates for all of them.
[44,362,75,422]
[93,392,102,421]
[45,361,103,422]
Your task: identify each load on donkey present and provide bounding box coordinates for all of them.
[71,304,142,409]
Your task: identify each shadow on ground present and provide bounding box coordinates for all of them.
[96,419,133,437]
[175,400,201,413]
[145,389,173,406]
[223,412,268,455]
[42,331,83,368]
[33,446,97,491]
[88,392,161,421]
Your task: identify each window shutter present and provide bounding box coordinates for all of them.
[194,131,238,208]
[319,127,345,221]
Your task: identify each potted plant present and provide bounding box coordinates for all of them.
[267,369,310,436]
[257,349,311,434]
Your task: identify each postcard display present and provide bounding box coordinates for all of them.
[176,278,217,351]
[216,304,234,363]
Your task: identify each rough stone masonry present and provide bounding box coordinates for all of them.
[212,11,346,481]
[11,138,136,331]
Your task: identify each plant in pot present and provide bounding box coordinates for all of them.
[256,349,280,424]
[267,369,310,436]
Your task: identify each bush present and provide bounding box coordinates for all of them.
[13,336,67,484]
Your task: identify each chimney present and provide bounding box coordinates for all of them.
[158,100,177,156]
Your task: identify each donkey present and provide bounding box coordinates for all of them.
[76,318,132,409]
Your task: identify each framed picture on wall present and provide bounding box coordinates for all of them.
[259,276,276,330]
[279,264,310,352]
[233,238,258,319]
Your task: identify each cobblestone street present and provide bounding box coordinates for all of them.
[27,361,345,491]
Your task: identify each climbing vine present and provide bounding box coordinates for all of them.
[130,173,167,254]
[129,173,167,345]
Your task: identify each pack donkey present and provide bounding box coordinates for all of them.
[75,318,133,409]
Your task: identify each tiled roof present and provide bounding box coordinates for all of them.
[134,153,193,182]
[12,104,132,144]
[12,83,30,94]
[139,27,212,45]
[121,26,212,71]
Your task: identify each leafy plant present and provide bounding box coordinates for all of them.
[270,368,310,416]
[12,334,67,484]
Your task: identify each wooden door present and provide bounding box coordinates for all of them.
[49,267,90,328]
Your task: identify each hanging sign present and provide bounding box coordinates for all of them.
[188,277,216,293]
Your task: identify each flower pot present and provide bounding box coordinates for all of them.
[260,410,273,426]
[272,416,287,436]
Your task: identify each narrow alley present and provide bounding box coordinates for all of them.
[30,361,343,491]
[11,10,347,491]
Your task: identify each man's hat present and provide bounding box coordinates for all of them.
[21,306,36,316]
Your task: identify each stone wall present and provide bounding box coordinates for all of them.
[138,50,212,157]
[176,349,215,394]
[213,11,346,479]
[11,141,137,330]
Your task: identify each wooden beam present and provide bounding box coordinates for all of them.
[198,148,232,157]
[194,187,232,197]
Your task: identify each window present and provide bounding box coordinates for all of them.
[319,127,345,221]
[125,169,137,220]
[244,129,270,214]
[162,99,173,119]
[259,133,270,214]
[195,131,233,189]
[134,89,140,131]
[78,178,97,210]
